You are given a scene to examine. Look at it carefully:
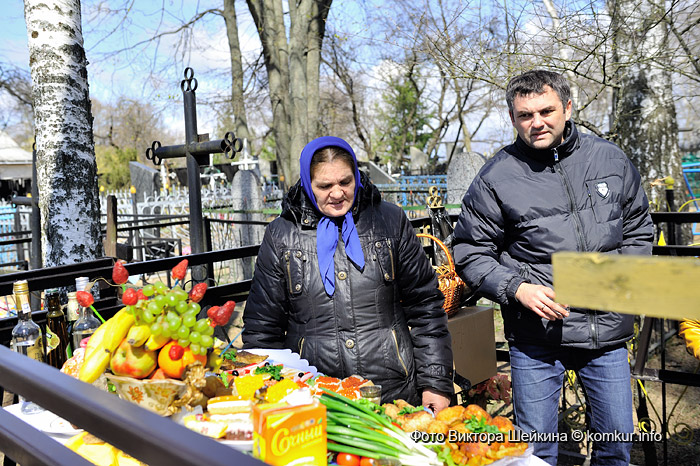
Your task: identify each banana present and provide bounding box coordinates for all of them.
[78,309,136,384]
[143,333,170,351]
[126,324,151,347]
[83,320,109,361]
[79,347,112,383]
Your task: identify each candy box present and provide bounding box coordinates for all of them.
[252,400,326,466]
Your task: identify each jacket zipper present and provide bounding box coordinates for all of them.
[553,149,586,252]
[284,251,294,294]
[387,239,395,280]
[391,330,409,377]
[299,337,305,358]
[554,148,598,346]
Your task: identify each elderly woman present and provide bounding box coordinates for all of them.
[242,136,453,412]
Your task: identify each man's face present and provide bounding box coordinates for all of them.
[509,85,572,150]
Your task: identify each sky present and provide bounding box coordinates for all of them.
[0,0,516,157]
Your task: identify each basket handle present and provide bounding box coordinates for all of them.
[417,233,456,273]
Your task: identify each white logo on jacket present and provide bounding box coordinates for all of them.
[595,182,609,199]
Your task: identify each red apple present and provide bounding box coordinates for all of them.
[110,338,158,379]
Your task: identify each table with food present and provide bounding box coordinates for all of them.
[5,260,544,466]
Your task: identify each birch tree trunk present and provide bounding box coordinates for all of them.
[24,0,102,266]
[223,0,251,146]
[611,0,685,214]
[247,0,332,185]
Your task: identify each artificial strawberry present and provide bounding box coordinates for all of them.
[189,283,207,303]
[122,288,138,306]
[136,289,147,301]
[112,261,129,285]
[169,344,185,361]
[207,306,220,322]
[76,291,95,308]
[172,259,188,281]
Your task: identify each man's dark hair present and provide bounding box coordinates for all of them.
[505,70,571,113]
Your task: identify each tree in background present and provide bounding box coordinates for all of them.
[24,0,102,266]
[373,58,434,170]
[247,0,333,185]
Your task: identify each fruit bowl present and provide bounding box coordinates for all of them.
[105,373,186,416]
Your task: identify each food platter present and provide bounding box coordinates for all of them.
[244,348,318,375]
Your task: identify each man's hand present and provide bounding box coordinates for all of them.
[422,388,450,415]
[515,283,569,321]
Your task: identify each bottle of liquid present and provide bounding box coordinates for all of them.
[72,301,101,351]
[10,280,45,414]
[45,288,68,369]
[75,275,100,300]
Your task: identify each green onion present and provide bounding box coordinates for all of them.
[319,390,442,465]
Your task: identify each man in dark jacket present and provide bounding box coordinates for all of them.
[243,136,453,412]
[453,70,653,465]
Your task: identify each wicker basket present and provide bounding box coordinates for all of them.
[417,233,464,317]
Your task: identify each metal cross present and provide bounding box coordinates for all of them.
[145,67,243,260]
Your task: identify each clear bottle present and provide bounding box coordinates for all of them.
[72,303,101,351]
[10,280,45,414]
[45,288,69,369]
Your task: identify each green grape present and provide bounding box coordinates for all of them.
[200,334,213,349]
[161,327,172,339]
[176,326,190,339]
[146,301,160,315]
[142,284,155,297]
[190,343,201,354]
[175,289,189,302]
[187,303,201,314]
[193,319,209,334]
[189,331,201,344]
[182,312,197,328]
[197,346,208,356]
[154,294,168,309]
[166,292,179,307]
[154,281,168,294]
[150,322,162,336]
[175,301,189,314]
[202,324,215,336]
[142,310,156,323]
[177,338,190,348]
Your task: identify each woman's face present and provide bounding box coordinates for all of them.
[310,158,356,217]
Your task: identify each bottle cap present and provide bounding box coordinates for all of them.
[13,280,29,294]
[75,277,90,292]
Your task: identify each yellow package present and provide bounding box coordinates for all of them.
[252,401,326,466]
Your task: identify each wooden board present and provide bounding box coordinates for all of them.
[552,252,700,320]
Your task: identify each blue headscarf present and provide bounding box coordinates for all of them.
[299,136,365,296]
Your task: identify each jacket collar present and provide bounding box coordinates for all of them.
[513,120,579,163]
[282,171,380,227]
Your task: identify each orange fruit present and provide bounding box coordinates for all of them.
[157,340,207,379]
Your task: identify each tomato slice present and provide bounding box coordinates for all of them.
[336,452,361,466]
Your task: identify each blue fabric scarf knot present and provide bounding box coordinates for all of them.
[299,136,366,296]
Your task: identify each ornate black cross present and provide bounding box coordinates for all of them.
[145,67,243,259]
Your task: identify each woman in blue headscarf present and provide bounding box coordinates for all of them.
[243,136,453,412]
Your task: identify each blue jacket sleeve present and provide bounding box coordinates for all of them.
[452,176,527,306]
[621,157,653,255]
[241,223,289,349]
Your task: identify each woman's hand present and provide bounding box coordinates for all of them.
[422,388,450,414]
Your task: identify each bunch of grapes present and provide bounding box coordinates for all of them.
[119,260,233,356]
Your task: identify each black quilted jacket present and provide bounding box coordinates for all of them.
[453,121,653,349]
[243,173,454,404]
